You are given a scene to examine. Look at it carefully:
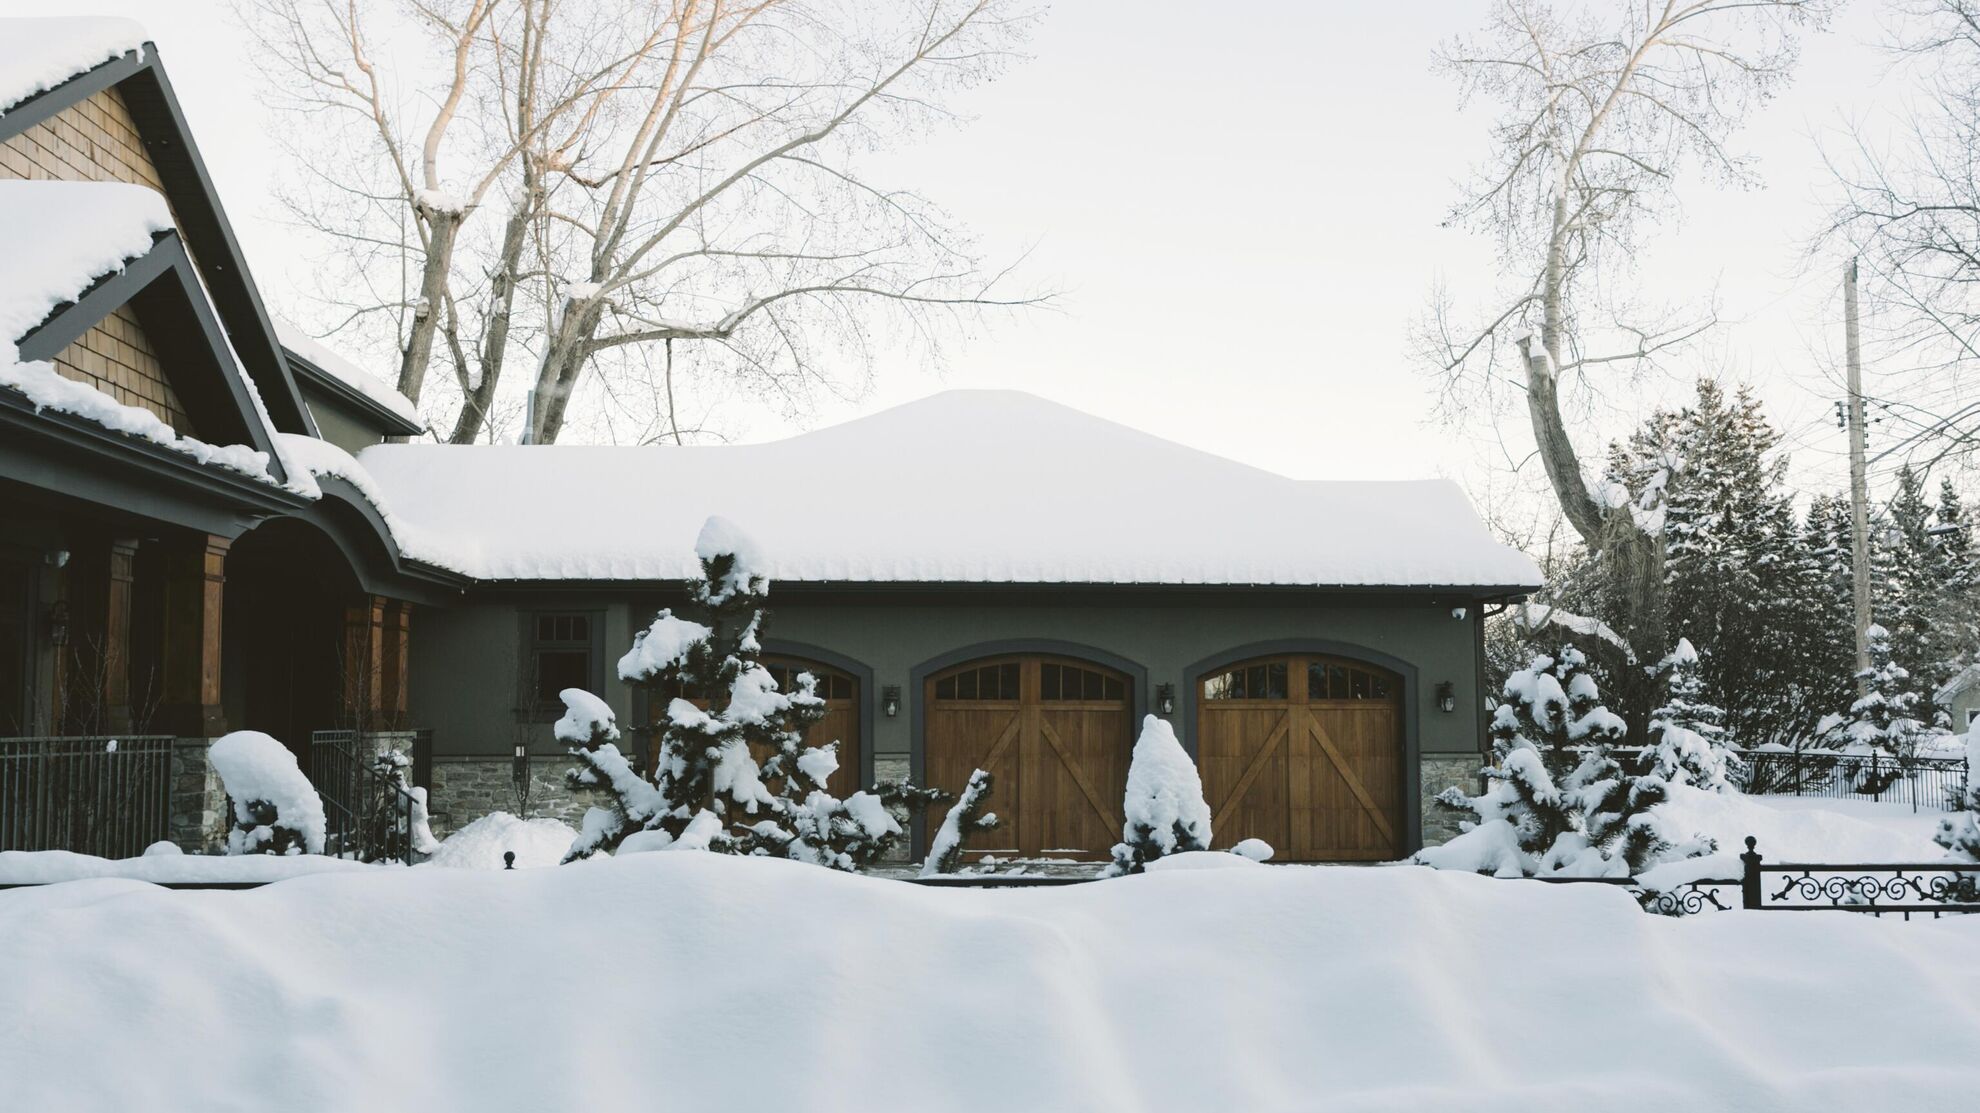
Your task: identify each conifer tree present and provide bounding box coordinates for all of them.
[567,517,904,868]
[1646,639,1739,793]
[1419,646,1710,876]
[1935,725,1980,862]
[1105,715,1212,876]
[1819,623,1928,763]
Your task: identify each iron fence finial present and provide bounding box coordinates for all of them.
[503,850,515,870]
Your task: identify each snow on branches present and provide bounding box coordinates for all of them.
[1106,716,1212,876]
[1817,624,1929,760]
[567,516,906,870]
[1935,724,1980,862]
[1645,639,1739,793]
[209,731,327,856]
[1415,646,1712,878]
[921,768,1000,878]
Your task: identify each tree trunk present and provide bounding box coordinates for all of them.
[448,200,533,443]
[398,209,462,404]
[526,298,605,444]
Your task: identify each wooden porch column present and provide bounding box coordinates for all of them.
[160,535,229,737]
[343,594,388,729]
[380,599,411,727]
[102,538,139,733]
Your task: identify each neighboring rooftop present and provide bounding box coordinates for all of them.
[356,389,1545,588]
[275,318,423,431]
[0,17,145,116]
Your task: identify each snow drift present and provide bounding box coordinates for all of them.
[1,855,1977,1112]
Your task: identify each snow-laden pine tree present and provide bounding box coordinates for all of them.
[1935,722,1980,862]
[1645,639,1739,793]
[567,517,904,868]
[1818,623,1928,762]
[1416,646,1711,877]
[920,768,1000,877]
[1105,715,1212,876]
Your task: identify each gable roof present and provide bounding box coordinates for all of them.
[355,390,1545,589]
[0,178,284,484]
[0,19,315,436]
[275,319,424,436]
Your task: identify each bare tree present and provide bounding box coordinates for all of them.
[243,0,1041,444]
[1821,1,1980,473]
[1418,0,1831,670]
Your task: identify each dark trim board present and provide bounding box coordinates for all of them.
[1178,637,1425,857]
[905,638,1152,860]
[0,49,147,140]
[286,349,424,437]
[471,580,1537,607]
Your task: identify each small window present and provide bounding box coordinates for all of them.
[525,611,601,715]
[1203,661,1287,701]
[1040,662,1125,702]
[1308,660,1393,701]
[767,661,853,700]
[934,662,1020,701]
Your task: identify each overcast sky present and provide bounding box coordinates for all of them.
[56,0,1926,514]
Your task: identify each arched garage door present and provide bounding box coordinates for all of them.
[1197,654,1404,861]
[646,655,862,796]
[924,656,1133,859]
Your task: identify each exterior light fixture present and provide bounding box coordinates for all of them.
[882,685,901,718]
[44,600,70,646]
[1435,682,1457,714]
[1157,683,1176,716]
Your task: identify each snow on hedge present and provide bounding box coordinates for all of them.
[0,17,145,115]
[0,849,373,885]
[273,318,421,428]
[208,731,326,855]
[2,854,1978,1111]
[355,391,1545,586]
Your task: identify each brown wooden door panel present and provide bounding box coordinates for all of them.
[925,656,1131,860]
[1198,655,1404,861]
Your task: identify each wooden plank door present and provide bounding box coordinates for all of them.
[925,656,1132,859]
[1198,655,1403,861]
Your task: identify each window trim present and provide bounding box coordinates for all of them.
[519,609,604,721]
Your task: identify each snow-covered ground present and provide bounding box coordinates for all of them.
[0,852,1975,1112]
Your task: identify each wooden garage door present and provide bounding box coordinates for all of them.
[924,656,1132,860]
[645,656,862,796]
[1197,655,1403,861]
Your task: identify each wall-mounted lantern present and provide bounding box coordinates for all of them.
[1435,681,1457,714]
[1157,682,1176,717]
[882,685,901,718]
[44,600,70,646]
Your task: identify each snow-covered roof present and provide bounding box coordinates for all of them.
[274,318,422,429]
[0,18,146,116]
[0,179,275,481]
[1936,663,1980,705]
[356,390,1544,588]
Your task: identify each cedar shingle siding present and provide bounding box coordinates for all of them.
[2,87,188,430]
[0,85,163,188]
[51,303,189,430]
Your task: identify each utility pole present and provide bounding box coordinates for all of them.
[1845,258,1872,689]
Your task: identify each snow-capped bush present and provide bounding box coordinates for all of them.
[1645,639,1739,793]
[1106,715,1211,876]
[921,768,1000,877]
[558,687,670,862]
[1415,646,1711,877]
[1935,722,1980,862]
[209,731,326,856]
[1818,624,1929,760]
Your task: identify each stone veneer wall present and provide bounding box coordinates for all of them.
[426,756,595,839]
[1418,753,1484,849]
[169,737,227,853]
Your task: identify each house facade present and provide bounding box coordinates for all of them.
[0,21,1542,864]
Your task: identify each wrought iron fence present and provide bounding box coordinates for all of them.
[308,730,432,864]
[1738,837,1980,919]
[1738,750,1968,812]
[0,736,176,858]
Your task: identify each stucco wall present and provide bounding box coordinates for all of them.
[409,590,1490,848]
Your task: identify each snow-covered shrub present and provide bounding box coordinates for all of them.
[1106,715,1212,876]
[1935,722,1980,862]
[1645,639,1740,793]
[1415,646,1712,877]
[572,517,907,870]
[361,747,438,861]
[920,768,1000,877]
[208,731,326,856]
[1230,839,1274,862]
[1817,624,1929,759]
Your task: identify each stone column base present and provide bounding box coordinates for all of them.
[169,737,226,853]
[1419,754,1485,849]
[427,756,596,839]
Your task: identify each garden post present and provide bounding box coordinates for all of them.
[1740,836,1762,911]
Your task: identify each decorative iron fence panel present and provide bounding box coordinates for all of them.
[1738,751,1967,812]
[308,729,432,865]
[0,736,176,858]
[1738,837,1980,918]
